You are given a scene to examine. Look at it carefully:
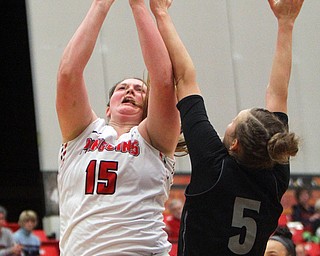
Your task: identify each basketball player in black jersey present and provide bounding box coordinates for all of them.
[151,0,304,255]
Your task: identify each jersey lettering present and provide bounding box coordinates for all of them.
[83,138,140,156]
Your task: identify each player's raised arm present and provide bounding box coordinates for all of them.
[130,0,180,157]
[150,0,201,101]
[56,0,115,142]
[266,0,304,113]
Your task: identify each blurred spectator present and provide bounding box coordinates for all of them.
[291,187,320,233]
[0,205,23,256]
[295,243,306,256]
[312,198,320,236]
[264,226,296,256]
[164,199,183,243]
[13,210,40,256]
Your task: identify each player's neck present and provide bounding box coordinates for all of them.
[108,121,137,138]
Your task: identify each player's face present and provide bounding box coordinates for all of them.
[223,109,249,149]
[107,78,147,121]
[264,240,288,256]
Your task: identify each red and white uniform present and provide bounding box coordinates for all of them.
[58,118,174,256]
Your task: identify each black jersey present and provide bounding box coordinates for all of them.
[177,95,289,256]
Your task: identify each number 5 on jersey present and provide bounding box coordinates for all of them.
[228,197,261,254]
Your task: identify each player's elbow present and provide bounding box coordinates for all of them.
[175,66,197,88]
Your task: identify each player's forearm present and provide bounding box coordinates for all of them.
[131,3,173,87]
[58,0,113,78]
[154,11,197,94]
[267,21,294,102]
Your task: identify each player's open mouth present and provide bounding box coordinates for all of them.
[122,97,136,106]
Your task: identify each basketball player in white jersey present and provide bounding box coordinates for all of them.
[56,0,180,255]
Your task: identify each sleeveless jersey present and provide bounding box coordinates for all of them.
[58,118,174,256]
[177,95,290,256]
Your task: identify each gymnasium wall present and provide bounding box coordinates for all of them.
[26,1,320,175]
[2,0,320,231]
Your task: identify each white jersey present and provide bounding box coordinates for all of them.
[58,118,175,256]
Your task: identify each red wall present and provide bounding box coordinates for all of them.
[166,174,320,216]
